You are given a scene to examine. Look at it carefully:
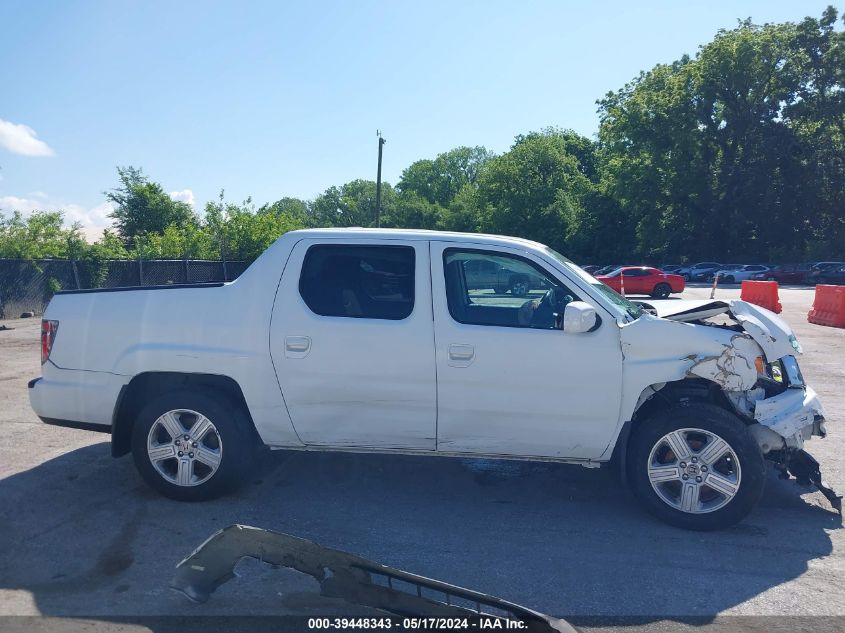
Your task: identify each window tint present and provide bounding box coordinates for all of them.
[299,245,415,320]
[443,248,578,329]
[623,268,649,276]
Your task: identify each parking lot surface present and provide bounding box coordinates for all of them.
[0,285,843,627]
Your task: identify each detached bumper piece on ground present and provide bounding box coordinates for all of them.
[784,449,843,515]
[172,524,577,632]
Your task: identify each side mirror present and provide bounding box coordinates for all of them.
[563,301,598,333]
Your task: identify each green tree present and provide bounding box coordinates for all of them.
[398,146,494,207]
[309,180,396,227]
[598,8,845,261]
[204,194,305,262]
[384,192,442,230]
[105,166,197,246]
[475,132,593,254]
[0,210,84,259]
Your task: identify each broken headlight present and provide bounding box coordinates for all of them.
[779,355,805,387]
[757,355,804,388]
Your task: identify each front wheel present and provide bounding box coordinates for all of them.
[131,389,256,501]
[628,404,765,530]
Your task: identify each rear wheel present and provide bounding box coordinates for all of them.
[723,275,735,283]
[651,283,671,298]
[628,404,765,530]
[131,389,256,501]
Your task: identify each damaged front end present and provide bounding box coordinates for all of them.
[637,298,841,514]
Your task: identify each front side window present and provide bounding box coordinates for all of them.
[299,245,415,320]
[443,249,578,329]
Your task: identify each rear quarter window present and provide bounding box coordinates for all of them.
[299,244,415,320]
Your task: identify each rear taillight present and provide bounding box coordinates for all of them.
[41,320,59,365]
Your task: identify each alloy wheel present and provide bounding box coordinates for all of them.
[646,427,741,514]
[146,409,223,487]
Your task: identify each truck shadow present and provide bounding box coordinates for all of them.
[0,441,838,622]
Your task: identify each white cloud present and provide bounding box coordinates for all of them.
[0,118,55,157]
[0,194,114,242]
[169,189,195,207]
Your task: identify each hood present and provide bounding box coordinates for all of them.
[635,299,801,361]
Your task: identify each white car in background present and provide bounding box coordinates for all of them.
[714,265,770,283]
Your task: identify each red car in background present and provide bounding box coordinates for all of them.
[595,266,685,298]
[750,263,812,284]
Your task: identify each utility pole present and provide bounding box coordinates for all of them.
[375,130,386,227]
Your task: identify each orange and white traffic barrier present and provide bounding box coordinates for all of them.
[740,280,782,313]
[808,285,845,328]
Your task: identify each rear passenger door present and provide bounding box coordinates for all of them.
[269,238,436,449]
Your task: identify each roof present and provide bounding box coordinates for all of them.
[283,227,550,251]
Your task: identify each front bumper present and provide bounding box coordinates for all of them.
[752,385,841,514]
[754,385,826,448]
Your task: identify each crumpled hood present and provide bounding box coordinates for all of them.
[637,299,801,361]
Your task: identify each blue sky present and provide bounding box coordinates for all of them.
[0,0,837,237]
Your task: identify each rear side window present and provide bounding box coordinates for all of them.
[299,245,415,320]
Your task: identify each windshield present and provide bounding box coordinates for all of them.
[544,247,644,321]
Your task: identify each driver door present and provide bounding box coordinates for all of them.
[430,242,623,459]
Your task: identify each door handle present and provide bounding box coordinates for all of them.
[448,344,475,366]
[285,336,311,358]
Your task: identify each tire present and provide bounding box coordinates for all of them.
[767,276,776,282]
[724,275,735,284]
[682,273,691,282]
[510,277,529,297]
[651,283,671,299]
[627,403,765,531]
[131,389,257,501]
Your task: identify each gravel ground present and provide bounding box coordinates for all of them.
[0,285,843,630]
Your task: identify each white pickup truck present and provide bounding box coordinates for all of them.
[29,229,838,530]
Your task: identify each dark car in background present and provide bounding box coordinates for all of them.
[811,263,845,285]
[806,262,845,285]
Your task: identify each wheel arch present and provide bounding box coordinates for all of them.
[111,372,260,457]
[610,377,741,480]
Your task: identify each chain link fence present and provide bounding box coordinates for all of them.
[0,259,248,319]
